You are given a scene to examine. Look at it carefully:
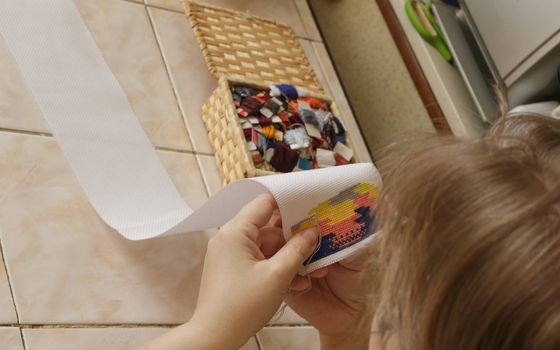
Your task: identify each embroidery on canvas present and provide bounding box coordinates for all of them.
[291,182,379,264]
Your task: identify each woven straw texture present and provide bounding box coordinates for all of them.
[201,77,274,183]
[186,1,358,184]
[202,77,358,184]
[185,1,323,93]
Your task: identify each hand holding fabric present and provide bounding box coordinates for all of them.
[139,193,318,350]
[286,243,376,350]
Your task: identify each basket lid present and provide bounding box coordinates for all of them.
[185,1,323,93]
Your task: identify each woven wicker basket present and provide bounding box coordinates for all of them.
[185,1,360,184]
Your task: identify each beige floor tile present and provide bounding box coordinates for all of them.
[145,0,184,11]
[149,8,216,154]
[0,38,47,134]
[75,0,192,151]
[0,250,17,323]
[310,42,372,163]
[0,0,192,151]
[241,336,260,350]
[268,303,307,325]
[145,0,188,11]
[0,131,209,324]
[196,155,224,195]
[294,0,322,41]
[23,328,167,350]
[258,326,320,349]
[0,328,24,350]
[146,0,308,39]
[23,328,259,350]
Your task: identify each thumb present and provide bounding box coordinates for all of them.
[268,229,319,279]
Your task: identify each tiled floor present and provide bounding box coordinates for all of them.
[0,0,370,348]
[0,328,24,350]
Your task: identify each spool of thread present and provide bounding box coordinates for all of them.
[322,121,336,148]
[274,130,284,142]
[299,96,327,110]
[298,157,312,170]
[334,141,354,162]
[260,98,282,118]
[310,137,325,150]
[298,147,312,160]
[332,115,345,134]
[322,114,346,148]
[256,116,273,126]
[260,125,276,139]
[314,109,331,123]
[269,84,309,100]
[299,108,323,129]
[256,132,267,150]
[334,153,350,165]
[284,127,310,149]
[316,148,336,168]
[289,113,304,125]
[278,111,290,123]
[240,96,262,116]
[243,128,252,141]
[269,142,299,173]
[266,139,276,151]
[232,86,255,101]
[251,150,264,165]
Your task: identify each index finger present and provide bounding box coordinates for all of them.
[232,193,279,230]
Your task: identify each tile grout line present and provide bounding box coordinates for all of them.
[144,5,217,194]
[119,0,144,6]
[18,328,27,350]
[144,6,205,156]
[292,0,323,43]
[296,35,322,43]
[0,127,52,138]
[145,3,184,14]
[194,155,212,198]
[255,333,263,350]
[141,0,184,14]
[154,146,212,156]
[0,323,312,328]
[139,0,326,43]
[144,5,219,197]
[0,126,212,156]
[141,0,321,40]
[0,233,27,349]
[15,323,180,329]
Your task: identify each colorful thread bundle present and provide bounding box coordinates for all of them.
[232,84,354,173]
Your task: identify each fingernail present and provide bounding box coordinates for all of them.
[302,229,318,247]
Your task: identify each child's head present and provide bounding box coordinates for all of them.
[372,114,560,349]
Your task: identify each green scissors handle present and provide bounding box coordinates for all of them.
[405,0,453,61]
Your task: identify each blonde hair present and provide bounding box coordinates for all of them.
[372,114,560,349]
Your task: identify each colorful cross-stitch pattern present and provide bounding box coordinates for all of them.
[291,182,379,264]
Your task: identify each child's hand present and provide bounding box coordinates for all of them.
[286,244,376,350]
[188,193,318,349]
